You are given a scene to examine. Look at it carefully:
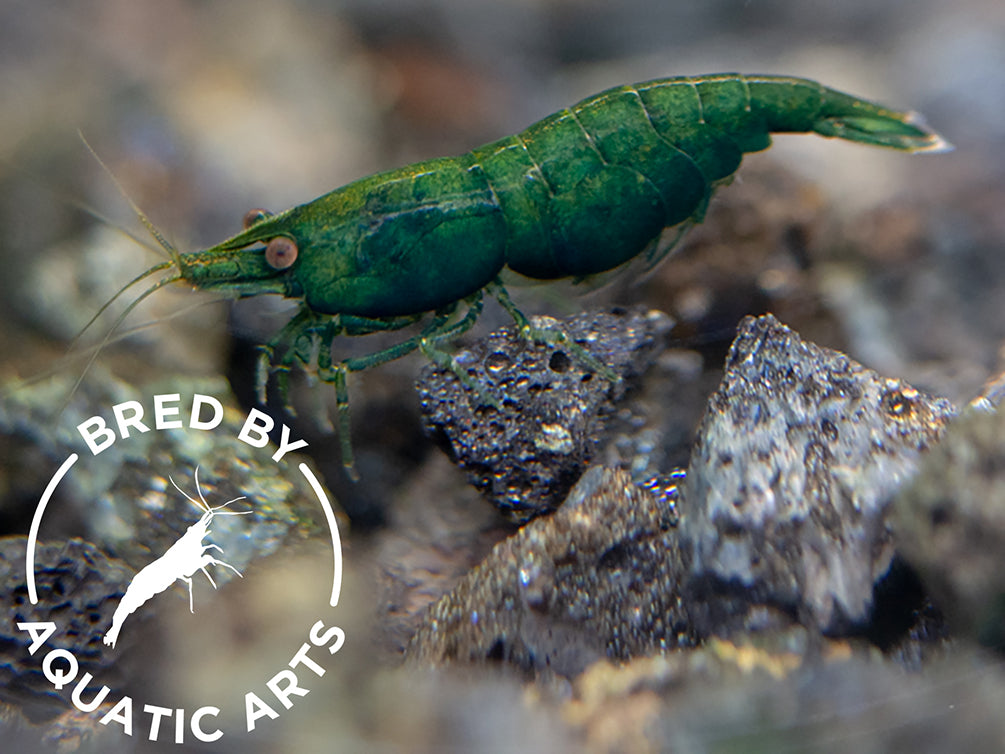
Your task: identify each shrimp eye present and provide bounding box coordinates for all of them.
[264,236,298,270]
[242,208,273,229]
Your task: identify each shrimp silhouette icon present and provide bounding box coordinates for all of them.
[103,468,252,649]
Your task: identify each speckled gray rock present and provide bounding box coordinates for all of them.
[893,407,1005,647]
[683,314,956,634]
[407,467,692,676]
[417,307,673,522]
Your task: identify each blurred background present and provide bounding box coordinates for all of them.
[3,0,1004,382]
[4,0,1005,514]
[1,0,1005,751]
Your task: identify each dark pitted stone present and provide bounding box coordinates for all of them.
[0,536,133,720]
[417,307,673,522]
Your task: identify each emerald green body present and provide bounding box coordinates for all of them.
[146,72,946,477]
[180,73,945,318]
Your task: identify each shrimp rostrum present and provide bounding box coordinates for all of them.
[97,73,949,476]
[103,472,251,648]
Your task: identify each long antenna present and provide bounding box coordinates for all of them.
[194,465,209,509]
[66,260,173,350]
[56,134,189,415]
[170,467,251,516]
[78,131,183,267]
[170,471,207,513]
[210,498,251,515]
[61,271,182,416]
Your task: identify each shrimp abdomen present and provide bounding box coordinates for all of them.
[487,73,944,281]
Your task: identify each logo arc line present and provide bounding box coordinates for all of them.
[26,453,78,605]
[299,463,343,607]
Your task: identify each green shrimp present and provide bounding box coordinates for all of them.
[93,73,949,478]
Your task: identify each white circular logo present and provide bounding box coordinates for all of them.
[16,391,346,743]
